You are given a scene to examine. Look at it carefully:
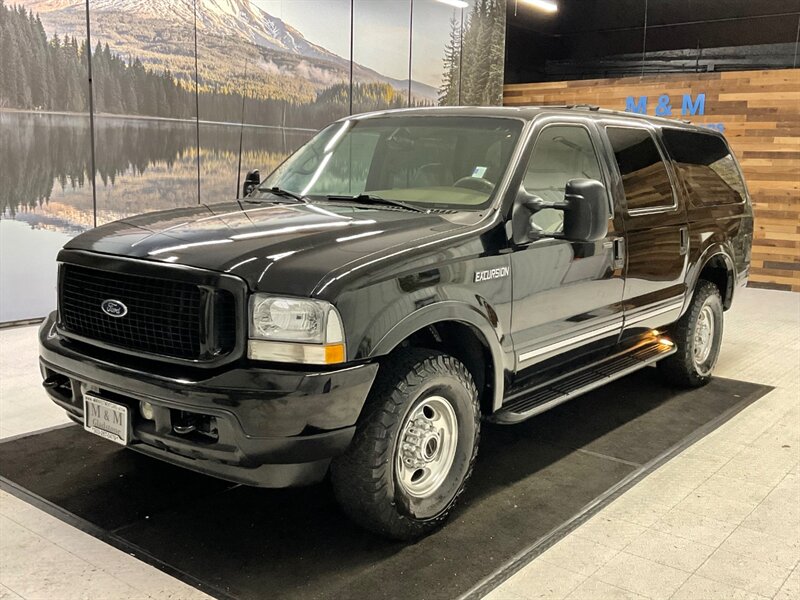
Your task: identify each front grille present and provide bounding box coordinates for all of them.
[59,264,236,360]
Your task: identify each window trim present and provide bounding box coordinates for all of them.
[604,124,680,216]
[522,121,612,215]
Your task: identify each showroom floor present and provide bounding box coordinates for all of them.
[1,287,798,600]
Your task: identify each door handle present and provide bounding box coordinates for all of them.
[612,237,625,270]
[679,227,689,256]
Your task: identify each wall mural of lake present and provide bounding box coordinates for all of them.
[0,0,507,323]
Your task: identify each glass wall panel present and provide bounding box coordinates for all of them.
[1,0,506,323]
[413,0,506,107]
[277,0,352,126]
[352,0,411,113]
[410,0,463,107]
[197,0,348,203]
[0,2,92,321]
[88,0,200,221]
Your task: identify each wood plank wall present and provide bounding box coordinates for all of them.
[504,69,800,292]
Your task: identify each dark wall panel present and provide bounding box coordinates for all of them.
[506,0,800,83]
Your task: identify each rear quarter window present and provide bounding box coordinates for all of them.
[662,129,746,207]
[606,126,676,212]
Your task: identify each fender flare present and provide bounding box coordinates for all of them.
[687,244,736,309]
[370,300,506,413]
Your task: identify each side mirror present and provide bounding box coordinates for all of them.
[512,178,609,244]
[243,169,260,197]
[511,190,546,243]
[562,179,609,242]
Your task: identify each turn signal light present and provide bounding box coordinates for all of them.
[324,343,346,364]
[248,340,347,365]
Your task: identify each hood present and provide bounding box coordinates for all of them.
[65,201,469,297]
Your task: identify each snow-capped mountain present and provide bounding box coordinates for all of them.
[88,0,348,66]
[23,0,438,101]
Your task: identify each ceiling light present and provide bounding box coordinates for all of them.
[521,0,558,13]
[436,0,469,8]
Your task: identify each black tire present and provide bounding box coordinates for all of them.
[330,348,480,540]
[657,280,724,387]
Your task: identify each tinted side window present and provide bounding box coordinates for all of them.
[662,129,746,206]
[523,125,604,234]
[607,127,675,212]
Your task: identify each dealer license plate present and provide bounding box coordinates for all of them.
[83,394,130,446]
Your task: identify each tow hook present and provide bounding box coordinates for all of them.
[42,376,62,388]
[173,422,197,435]
[172,411,219,441]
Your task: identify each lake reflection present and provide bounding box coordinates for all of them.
[0,111,313,322]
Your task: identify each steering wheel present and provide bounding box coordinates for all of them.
[452,176,495,193]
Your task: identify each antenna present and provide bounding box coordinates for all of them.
[235,60,249,200]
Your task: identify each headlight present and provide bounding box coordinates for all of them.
[248,295,345,365]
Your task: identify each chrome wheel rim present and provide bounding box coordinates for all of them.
[693,304,715,366]
[396,396,459,499]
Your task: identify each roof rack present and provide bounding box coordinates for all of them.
[565,104,600,111]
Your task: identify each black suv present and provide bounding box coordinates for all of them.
[40,106,753,539]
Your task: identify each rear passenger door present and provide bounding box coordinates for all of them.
[602,123,688,337]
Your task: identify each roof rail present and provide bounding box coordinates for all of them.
[565,104,600,111]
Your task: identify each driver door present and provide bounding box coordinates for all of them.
[510,118,625,373]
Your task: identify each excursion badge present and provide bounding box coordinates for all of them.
[474,266,510,283]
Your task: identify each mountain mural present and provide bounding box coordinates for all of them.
[0,0,506,322]
[22,0,438,103]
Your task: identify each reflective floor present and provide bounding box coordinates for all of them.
[486,288,800,600]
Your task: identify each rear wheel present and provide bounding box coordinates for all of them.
[331,349,480,540]
[657,280,724,387]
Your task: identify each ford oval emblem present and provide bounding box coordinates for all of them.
[101,299,128,318]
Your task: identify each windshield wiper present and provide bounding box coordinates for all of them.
[325,194,426,213]
[249,186,309,204]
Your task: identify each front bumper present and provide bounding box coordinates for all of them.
[38,313,378,488]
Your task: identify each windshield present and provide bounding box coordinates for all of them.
[256,116,524,210]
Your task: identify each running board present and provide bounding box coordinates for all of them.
[491,341,677,425]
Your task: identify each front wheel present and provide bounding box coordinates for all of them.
[330,349,480,540]
[657,280,724,387]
